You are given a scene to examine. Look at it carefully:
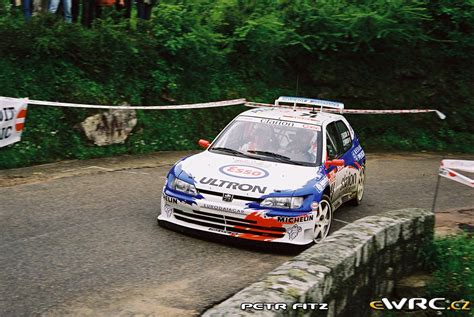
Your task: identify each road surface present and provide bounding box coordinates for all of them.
[0,152,472,316]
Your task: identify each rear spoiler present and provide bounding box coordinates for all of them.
[275,96,344,113]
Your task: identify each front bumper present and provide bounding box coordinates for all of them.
[157,189,317,246]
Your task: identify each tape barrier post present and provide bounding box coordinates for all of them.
[431,174,441,213]
[0,97,28,148]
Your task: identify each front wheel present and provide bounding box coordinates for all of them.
[313,195,333,244]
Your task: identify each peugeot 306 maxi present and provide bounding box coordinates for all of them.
[158,97,366,247]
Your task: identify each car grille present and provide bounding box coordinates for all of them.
[197,188,262,203]
[173,208,286,238]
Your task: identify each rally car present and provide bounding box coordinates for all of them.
[157,96,366,246]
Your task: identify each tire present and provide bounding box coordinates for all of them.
[313,194,333,244]
[351,165,365,206]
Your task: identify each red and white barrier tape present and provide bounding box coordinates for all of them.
[2,97,446,119]
[439,160,474,188]
[1,96,246,110]
[245,102,446,119]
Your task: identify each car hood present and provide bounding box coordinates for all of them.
[176,151,319,198]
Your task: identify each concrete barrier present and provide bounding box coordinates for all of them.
[203,208,434,317]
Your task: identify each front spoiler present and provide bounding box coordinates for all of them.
[157,218,311,254]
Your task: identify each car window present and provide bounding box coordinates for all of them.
[326,122,343,159]
[210,117,323,166]
[335,120,352,152]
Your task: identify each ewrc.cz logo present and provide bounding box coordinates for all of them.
[370,298,471,311]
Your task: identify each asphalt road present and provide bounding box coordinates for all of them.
[0,152,473,316]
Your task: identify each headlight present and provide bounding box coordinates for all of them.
[260,196,304,209]
[173,178,197,196]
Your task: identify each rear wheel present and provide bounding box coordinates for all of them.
[351,166,365,206]
[313,195,333,243]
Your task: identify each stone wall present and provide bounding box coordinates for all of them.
[203,208,434,317]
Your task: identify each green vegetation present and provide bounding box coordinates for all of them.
[425,234,473,312]
[1,0,473,168]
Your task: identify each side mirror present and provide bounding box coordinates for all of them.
[325,159,345,169]
[198,139,210,149]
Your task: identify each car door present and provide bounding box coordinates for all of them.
[325,121,345,201]
[334,120,358,201]
[325,120,357,203]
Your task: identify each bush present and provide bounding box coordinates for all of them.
[424,234,474,309]
[0,0,473,168]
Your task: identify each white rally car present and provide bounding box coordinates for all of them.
[158,96,366,247]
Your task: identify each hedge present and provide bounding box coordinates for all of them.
[1,0,473,169]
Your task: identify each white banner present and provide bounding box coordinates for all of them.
[0,97,28,148]
[439,160,474,188]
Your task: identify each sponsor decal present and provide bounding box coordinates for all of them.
[311,201,319,210]
[249,107,276,113]
[369,298,470,312]
[340,173,357,190]
[277,214,314,223]
[341,130,351,147]
[162,194,178,204]
[163,190,198,206]
[260,118,295,127]
[282,115,320,122]
[302,124,321,131]
[209,227,238,234]
[202,203,246,215]
[341,194,354,203]
[219,164,269,179]
[199,177,267,194]
[352,144,365,162]
[314,177,329,191]
[231,211,284,242]
[163,204,173,217]
[287,224,302,240]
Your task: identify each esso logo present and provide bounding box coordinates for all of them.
[219,165,269,179]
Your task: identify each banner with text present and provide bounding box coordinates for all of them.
[0,97,28,148]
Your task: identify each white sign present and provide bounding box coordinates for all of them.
[0,97,28,148]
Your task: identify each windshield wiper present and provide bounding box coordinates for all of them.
[247,150,307,166]
[246,150,291,160]
[211,147,249,157]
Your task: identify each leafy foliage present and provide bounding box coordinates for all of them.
[424,234,474,305]
[0,0,473,168]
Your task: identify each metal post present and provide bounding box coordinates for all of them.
[431,174,441,213]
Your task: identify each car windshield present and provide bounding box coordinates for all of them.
[210,116,322,166]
